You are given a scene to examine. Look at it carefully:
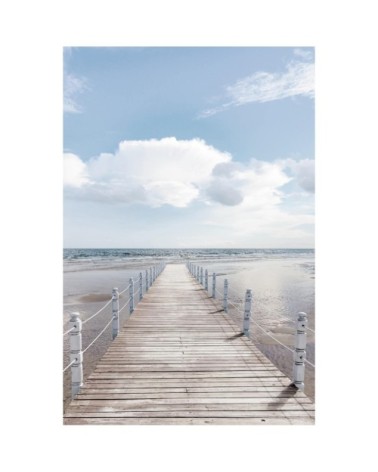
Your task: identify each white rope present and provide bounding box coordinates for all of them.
[63,358,76,373]
[227,286,243,298]
[305,359,315,368]
[119,297,131,313]
[63,327,74,336]
[227,300,243,310]
[251,320,295,354]
[119,284,131,296]
[215,288,223,298]
[83,318,113,354]
[82,298,112,325]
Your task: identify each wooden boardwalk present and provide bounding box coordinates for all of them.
[64,264,315,425]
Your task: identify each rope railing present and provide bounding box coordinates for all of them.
[250,319,295,355]
[215,288,223,298]
[186,260,314,391]
[63,358,76,373]
[82,318,113,354]
[119,297,131,313]
[82,298,112,325]
[304,359,315,368]
[227,299,244,310]
[118,283,131,296]
[63,326,74,336]
[63,296,113,335]
[63,261,166,398]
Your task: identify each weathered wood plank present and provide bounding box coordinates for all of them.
[79,386,306,395]
[76,393,308,400]
[71,397,314,407]
[64,417,315,425]
[64,410,314,419]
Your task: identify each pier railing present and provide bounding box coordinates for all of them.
[63,262,166,398]
[186,261,315,391]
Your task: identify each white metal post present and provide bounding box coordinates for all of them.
[200,267,203,285]
[139,272,143,301]
[112,288,119,340]
[212,273,216,298]
[149,267,152,287]
[129,278,134,313]
[69,312,83,398]
[145,270,149,291]
[292,312,308,390]
[223,279,228,313]
[205,269,208,291]
[243,289,252,336]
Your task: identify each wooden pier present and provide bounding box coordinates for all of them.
[64,264,315,425]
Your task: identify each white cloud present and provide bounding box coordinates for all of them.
[144,181,199,208]
[204,159,291,208]
[63,49,87,113]
[195,157,314,246]
[64,73,87,113]
[63,137,314,250]
[63,153,89,187]
[64,138,315,246]
[199,57,314,118]
[280,158,315,193]
[293,48,314,61]
[64,138,231,207]
[293,159,315,193]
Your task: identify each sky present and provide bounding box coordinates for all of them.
[64,47,315,248]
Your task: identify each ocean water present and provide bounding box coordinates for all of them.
[64,247,313,263]
[63,248,315,407]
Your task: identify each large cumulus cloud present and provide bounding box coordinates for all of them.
[64,137,313,210]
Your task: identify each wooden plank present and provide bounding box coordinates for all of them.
[79,387,306,394]
[64,410,314,419]
[70,398,314,408]
[76,393,308,400]
[64,417,315,425]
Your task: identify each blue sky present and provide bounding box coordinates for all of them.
[64,47,314,248]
